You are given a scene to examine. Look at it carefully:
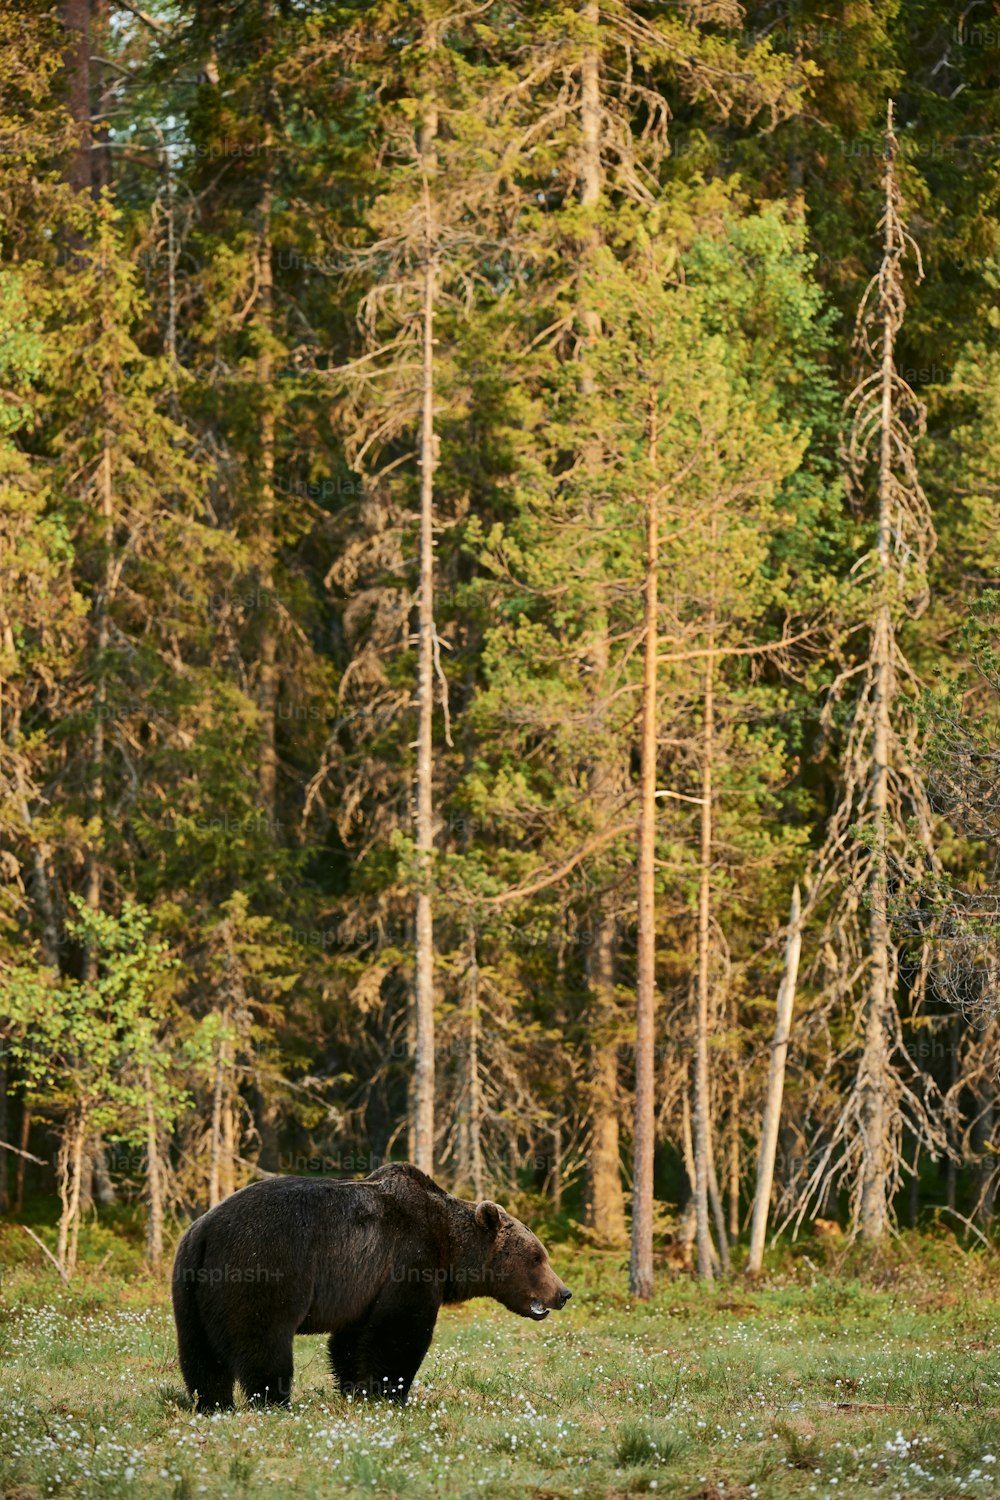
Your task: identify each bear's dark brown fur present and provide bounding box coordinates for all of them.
[171,1163,570,1408]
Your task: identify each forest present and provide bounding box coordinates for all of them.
[1,0,1000,1305]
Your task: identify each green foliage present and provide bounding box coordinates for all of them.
[0,0,998,1240]
[2,897,184,1140]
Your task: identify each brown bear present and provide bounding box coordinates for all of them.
[171,1162,571,1408]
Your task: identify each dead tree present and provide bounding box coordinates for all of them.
[789,101,943,1241]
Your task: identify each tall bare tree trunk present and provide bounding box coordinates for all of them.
[412,92,439,1176]
[256,140,278,819]
[90,1138,115,1204]
[974,1093,997,1226]
[748,884,801,1272]
[630,414,659,1299]
[587,919,626,1241]
[549,1125,563,1212]
[458,925,484,1199]
[14,1104,31,1214]
[144,1068,164,1271]
[728,1056,742,1243]
[694,636,715,1280]
[208,1023,228,1208]
[682,1085,718,1272]
[221,1091,237,1199]
[57,1106,87,1276]
[577,4,626,1247]
[706,1107,731,1273]
[807,100,937,1240]
[859,111,900,1241]
[61,0,94,195]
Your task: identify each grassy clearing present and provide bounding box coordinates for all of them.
[2,1224,1000,1499]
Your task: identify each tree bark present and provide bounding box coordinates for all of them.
[256,99,278,819]
[974,1089,996,1226]
[587,922,627,1243]
[412,91,439,1175]
[577,7,626,1247]
[57,1106,87,1276]
[67,1112,86,1274]
[630,414,659,1299]
[728,1058,742,1244]
[683,1085,718,1272]
[14,1104,31,1214]
[90,1136,116,1204]
[694,636,715,1280]
[221,1089,237,1200]
[462,925,484,1200]
[706,1108,731,1272]
[208,1022,228,1208]
[748,884,801,1273]
[550,1125,563,1212]
[145,1068,164,1271]
[61,0,94,195]
[859,114,899,1241]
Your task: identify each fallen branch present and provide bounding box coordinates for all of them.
[939,1204,995,1253]
[0,1139,45,1165]
[21,1225,69,1285]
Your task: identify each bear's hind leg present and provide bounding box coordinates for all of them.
[234,1333,294,1408]
[174,1292,235,1410]
[332,1285,438,1404]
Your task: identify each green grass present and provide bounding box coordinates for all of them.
[3,1222,1000,1498]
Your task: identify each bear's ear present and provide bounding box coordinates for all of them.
[475,1200,501,1233]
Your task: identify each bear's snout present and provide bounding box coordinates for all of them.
[526,1274,572,1319]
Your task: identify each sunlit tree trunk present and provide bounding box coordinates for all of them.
[14,1105,32,1214]
[860,606,893,1238]
[748,884,801,1273]
[221,1088,237,1200]
[858,109,901,1241]
[694,629,715,1280]
[208,1021,228,1208]
[256,133,278,819]
[578,4,626,1246]
[145,1068,164,1271]
[728,1053,742,1244]
[62,0,94,195]
[458,924,484,1199]
[630,406,659,1298]
[706,1103,731,1272]
[57,1105,87,1276]
[412,89,439,1176]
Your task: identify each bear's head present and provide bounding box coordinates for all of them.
[474,1200,571,1321]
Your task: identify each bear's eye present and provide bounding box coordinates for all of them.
[533,1252,543,1266]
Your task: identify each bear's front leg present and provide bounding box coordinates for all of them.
[329,1282,439,1404]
